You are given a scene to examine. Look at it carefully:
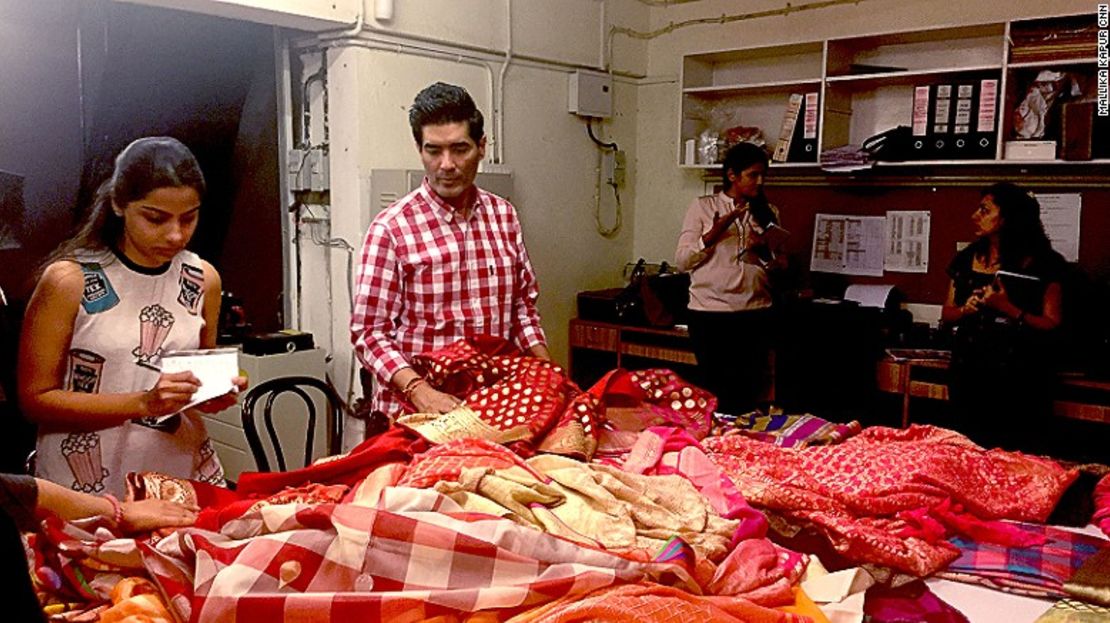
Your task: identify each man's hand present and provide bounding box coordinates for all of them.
[411,383,461,414]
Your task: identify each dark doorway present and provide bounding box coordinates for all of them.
[0,0,284,471]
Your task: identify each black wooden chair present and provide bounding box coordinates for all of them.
[240,376,344,472]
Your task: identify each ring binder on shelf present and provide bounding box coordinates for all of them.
[928,84,954,159]
[972,78,999,159]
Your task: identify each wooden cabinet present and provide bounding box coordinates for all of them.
[568,319,698,388]
[876,356,1110,428]
[678,11,1105,169]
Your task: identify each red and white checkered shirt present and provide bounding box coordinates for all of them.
[352,179,547,417]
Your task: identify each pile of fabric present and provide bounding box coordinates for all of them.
[23,337,1106,622]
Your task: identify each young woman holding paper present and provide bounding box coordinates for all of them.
[19,137,245,496]
[941,182,1065,452]
[675,142,787,415]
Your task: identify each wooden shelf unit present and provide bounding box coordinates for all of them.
[678,11,1103,168]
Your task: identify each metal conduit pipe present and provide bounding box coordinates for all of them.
[494,0,512,163]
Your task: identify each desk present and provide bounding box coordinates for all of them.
[568,319,697,388]
[876,356,1110,428]
[876,357,951,428]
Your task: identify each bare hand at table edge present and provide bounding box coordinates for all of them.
[120,498,199,533]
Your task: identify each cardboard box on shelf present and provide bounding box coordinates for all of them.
[1003,140,1057,160]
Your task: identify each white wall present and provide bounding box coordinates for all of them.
[629,0,1092,263]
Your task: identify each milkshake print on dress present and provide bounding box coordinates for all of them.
[66,349,105,394]
[177,263,204,315]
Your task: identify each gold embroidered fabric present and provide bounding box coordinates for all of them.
[1064,546,1110,606]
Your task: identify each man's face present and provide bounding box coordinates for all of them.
[418,121,485,200]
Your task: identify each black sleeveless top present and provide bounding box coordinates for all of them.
[946,245,1065,320]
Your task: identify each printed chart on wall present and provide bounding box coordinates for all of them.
[810,214,885,276]
[1036,193,1081,262]
[884,211,930,273]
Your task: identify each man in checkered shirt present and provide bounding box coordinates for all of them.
[352,83,550,420]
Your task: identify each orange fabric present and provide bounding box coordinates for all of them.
[108,577,160,603]
[100,578,174,623]
[505,583,810,623]
[779,587,830,623]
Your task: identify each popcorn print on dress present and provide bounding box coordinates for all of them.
[133,303,175,369]
[194,439,226,485]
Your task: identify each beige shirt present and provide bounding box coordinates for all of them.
[675,192,776,313]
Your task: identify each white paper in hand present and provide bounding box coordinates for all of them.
[159,348,240,416]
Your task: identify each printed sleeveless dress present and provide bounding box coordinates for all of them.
[35,248,225,497]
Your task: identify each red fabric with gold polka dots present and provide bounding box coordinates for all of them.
[586,369,716,439]
[410,337,602,457]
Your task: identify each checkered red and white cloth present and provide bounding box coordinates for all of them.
[128,488,709,622]
[352,179,547,418]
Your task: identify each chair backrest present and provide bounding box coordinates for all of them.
[240,376,344,472]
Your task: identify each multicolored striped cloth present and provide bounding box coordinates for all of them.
[713,411,861,448]
[936,523,1109,599]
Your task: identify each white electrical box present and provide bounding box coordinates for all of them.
[367,169,515,232]
[568,70,612,118]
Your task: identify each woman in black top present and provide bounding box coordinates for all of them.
[941,182,1065,452]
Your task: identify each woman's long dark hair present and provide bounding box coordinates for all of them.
[968,182,1053,270]
[42,137,205,269]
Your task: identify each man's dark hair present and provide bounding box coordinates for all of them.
[409,82,485,145]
